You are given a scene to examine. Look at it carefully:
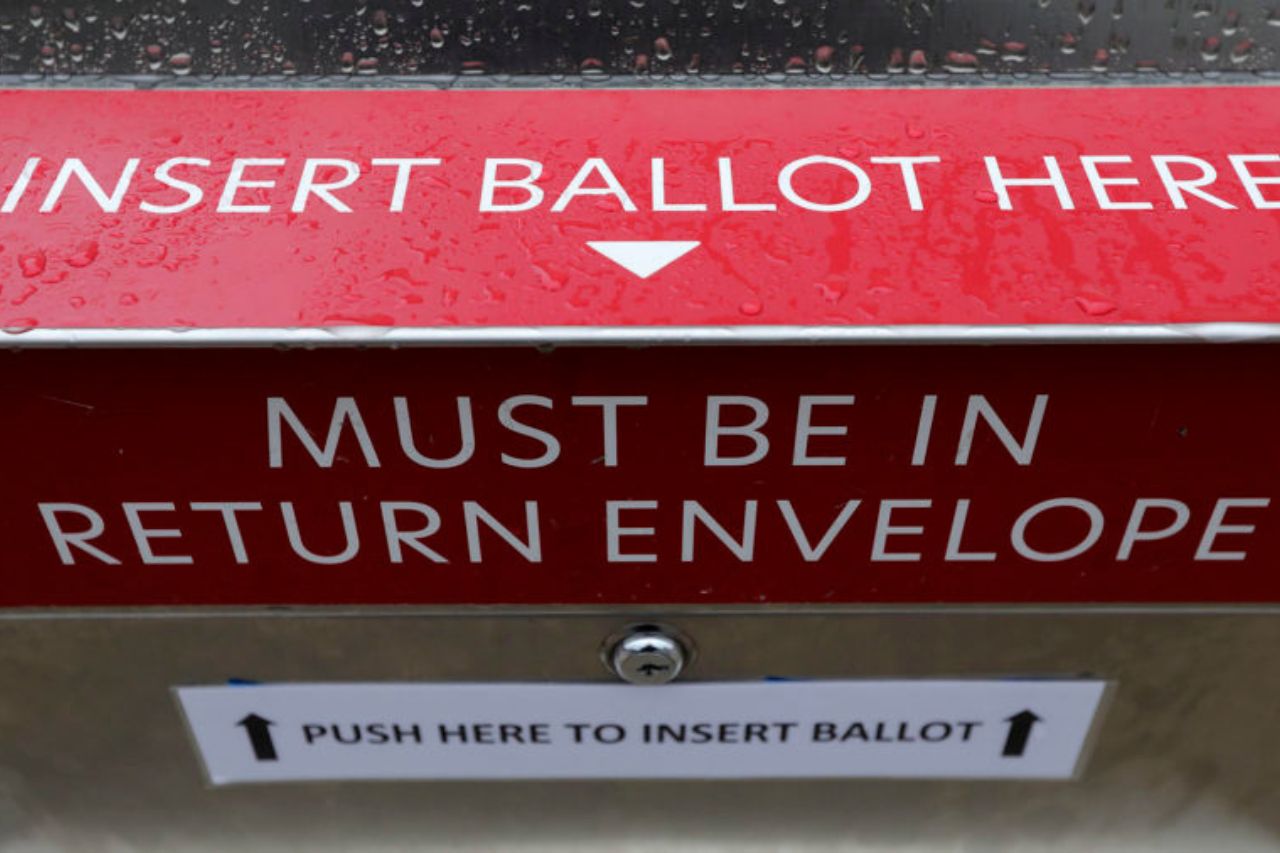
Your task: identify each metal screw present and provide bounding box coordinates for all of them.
[609,629,687,685]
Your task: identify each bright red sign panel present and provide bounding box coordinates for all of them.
[3,345,1276,607]
[0,87,1279,332]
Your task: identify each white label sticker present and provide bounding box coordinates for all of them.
[176,680,1108,785]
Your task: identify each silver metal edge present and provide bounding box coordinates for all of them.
[2,75,1280,92]
[4,323,1280,347]
[3,603,1280,620]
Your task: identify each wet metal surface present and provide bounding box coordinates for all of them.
[0,0,1279,79]
[0,609,1278,850]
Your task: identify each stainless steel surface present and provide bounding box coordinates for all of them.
[6,0,1279,78]
[608,627,688,685]
[0,608,1278,850]
[6,322,1280,348]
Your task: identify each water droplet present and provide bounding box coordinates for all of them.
[738,300,763,316]
[18,250,46,277]
[1001,41,1029,62]
[66,241,98,268]
[814,280,846,304]
[1074,295,1117,316]
[1231,39,1255,63]
[813,45,834,73]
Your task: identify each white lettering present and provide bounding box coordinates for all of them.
[1195,497,1271,560]
[1011,498,1104,562]
[681,500,757,562]
[777,156,871,212]
[1116,499,1190,560]
[267,397,380,469]
[606,500,658,563]
[123,502,193,565]
[395,396,475,469]
[463,501,542,562]
[792,395,855,466]
[38,503,120,565]
[571,396,648,467]
[217,158,285,213]
[1080,155,1152,211]
[371,157,442,212]
[983,156,1074,210]
[41,158,140,213]
[871,499,930,562]
[498,396,561,468]
[381,502,448,563]
[956,394,1048,466]
[705,396,769,466]
[292,158,361,213]
[282,501,360,564]
[480,158,545,212]
[870,156,941,211]
[190,501,262,564]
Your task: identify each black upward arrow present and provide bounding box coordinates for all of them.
[236,713,278,761]
[1001,710,1041,757]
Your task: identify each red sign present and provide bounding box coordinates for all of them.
[4,345,1277,606]
[1,87,1278,606]
[0,87,1278,332]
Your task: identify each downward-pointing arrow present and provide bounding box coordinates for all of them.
[586,240,700,279]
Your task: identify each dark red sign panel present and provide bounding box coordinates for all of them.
[0,87,1278,331]
[3,345,1276,606]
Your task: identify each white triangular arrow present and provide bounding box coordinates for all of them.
[586,240,700,279]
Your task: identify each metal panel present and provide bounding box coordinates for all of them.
[0,608,1277,849]
[2,0,1279,78]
